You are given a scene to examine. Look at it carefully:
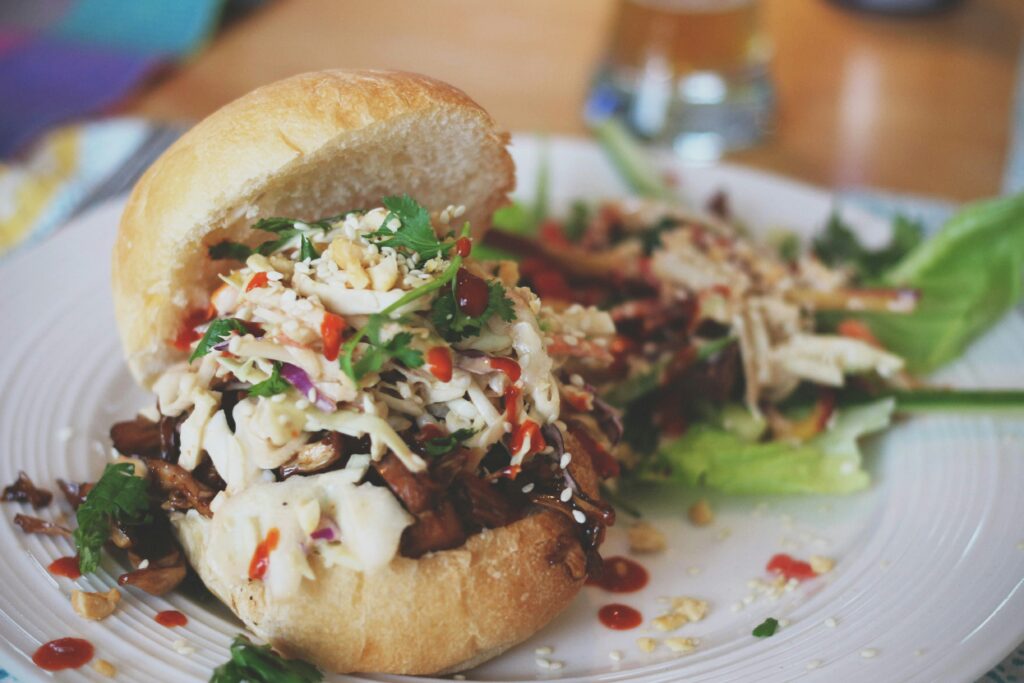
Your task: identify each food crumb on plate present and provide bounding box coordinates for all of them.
[664,637,698,653]
[92,659,116,677]
[809,555,835,574]
[172,639,196,656]
[688,499,714,526]
[636,637,659,653]
[56,427,73,442]
[535,657,563,670]
[609,649,624,662]
[627,521,666,553]
[824,616,838,628]
[71,588,120,621]
[860,648,879,659]
[806,659,823,670]
[534,646,553,656]
[686,565,702,576]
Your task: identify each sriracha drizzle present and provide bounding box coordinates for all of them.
[249,528,280,580]
[47,556,81,579]
[155,610,188,628]
[32,638,93,671]
[766,553,816,581]
[586,556,649,593]
[598,603,643,630]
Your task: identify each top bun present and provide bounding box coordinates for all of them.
[113,70,515,388]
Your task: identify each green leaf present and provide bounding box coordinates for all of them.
[189,318,250,362]
[813,211,923,282]
[369,195,451,260]
[73,463,152,574]
[209,241,254,261]
[827,193,1024,374]
[424,428,477,457]
[641,399,894,495]
[431,280,516,342]
[247,362,291,397]
[210,635,322,683]
[340,319,424,382]
[492,202,536,236]
[752,617,779,638]
[299,235,318,261]
[563,200,591,242]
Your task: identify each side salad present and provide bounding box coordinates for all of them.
[483,122,1024,496]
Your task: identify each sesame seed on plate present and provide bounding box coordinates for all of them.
[913,649,926,657]
[860,648,878,659]
[56,427,73,442]
[806,659,823,670]
[824,617,838,628]
[534,646,553,656]
[609,650,624,661]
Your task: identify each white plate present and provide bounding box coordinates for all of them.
[1,135,1023,683]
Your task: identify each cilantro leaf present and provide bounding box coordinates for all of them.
[189,318,250,362]
[424,428,477,457]
[247,362,291,397]
[208,241,255,261]
[339,318,424,382]
[210,635,322,683]
[752,617,779,638]
[369,194,451,260]
[431,280,516,342]
[73,463,152,574]
[813,211,924,282]
[299,235,318,261]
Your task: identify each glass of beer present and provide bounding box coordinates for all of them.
[587,0,774,162]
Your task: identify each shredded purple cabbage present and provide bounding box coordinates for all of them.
[279,363,336,413]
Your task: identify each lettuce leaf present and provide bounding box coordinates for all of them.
[825,193,1024,374]
[641,399,894,495]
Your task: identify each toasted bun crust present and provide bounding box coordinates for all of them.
[172,430,600,674]
[175,508,587,675]
[113,69,514,388]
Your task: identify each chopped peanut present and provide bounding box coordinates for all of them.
[628,521,666,554]
[665,637,699,653]
[652,612,688,632]
[636,637,659,653]
[810,555,836,575]
[328,239,369,289]
[669,596,709,622]
[71,588,120,621]
[92,659,117,677]
[688,499,714,526]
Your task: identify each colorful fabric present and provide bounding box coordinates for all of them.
[0,0,224,156]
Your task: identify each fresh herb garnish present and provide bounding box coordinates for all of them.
[563,200,591,242]
[813,211,923,282]
[752,617,779,638]
[430,279,515,342]
[210,634,322,683]
[368,194,451,260]
[299,234,318,261]
[639,216,681,255]
[209,213,349,262]
[73,463,151,574]
[339,214,472,382]
[423,428,477,457]
[189,318,250,362]
[247,362,291,397]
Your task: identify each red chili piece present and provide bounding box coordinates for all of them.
[320,312,346,361]
[248,528,280,581]
[155,610,188,628]
[488,357,521,382]
[455,268,489,317]
[32,638,94,671]
[766,553,816,581]
[47,556,81,579]
[586,556,649,593]
[598,603,643,630]
[246,271,270,292]
[426,346,453,382]
[454,236,472,258]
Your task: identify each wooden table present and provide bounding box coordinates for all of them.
[127,0,1024,202]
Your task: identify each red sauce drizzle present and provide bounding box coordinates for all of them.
[455,268,489,317]
[504,385,521,424]
[488,357,522,382]
[598,603,643,630]
[248,527,280,581]
[32,638,93,671]
[47,556,81,579]
[155,610,188,628]
[454,236,472,258]
[246,271,270,291]
[426,346,453,382]
[766,553,816,581]
[170,307,213,351]
[586,556,649,593]
[509,420,546,458]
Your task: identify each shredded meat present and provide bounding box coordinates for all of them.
[13,513,72,537]
[373,452,440,515]
[117,552,187,596]
[399,501,467,558]
[280,432,344,478]
[453,472,521,530]
[2,472,53,508]
[145,459,215,518]
[56,480,92,509]
[110,414,182,461]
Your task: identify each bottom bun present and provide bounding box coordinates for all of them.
[173,506,588,675]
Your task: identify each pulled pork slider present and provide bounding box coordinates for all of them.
[110,70,619,675]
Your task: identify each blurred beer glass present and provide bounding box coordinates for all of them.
[588,0,774,162]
